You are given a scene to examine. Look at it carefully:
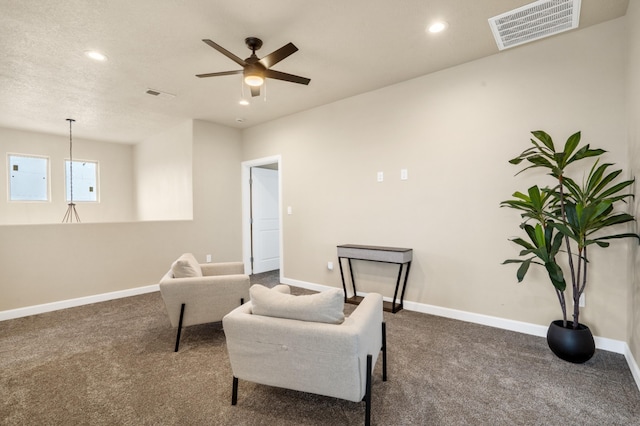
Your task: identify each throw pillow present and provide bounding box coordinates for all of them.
[171,253,203,278]
[250,284,345,324]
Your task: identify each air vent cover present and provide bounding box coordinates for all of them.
[489,0,581,50]
[145,89,176,99]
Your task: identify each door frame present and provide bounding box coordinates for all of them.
[241,155,282,276]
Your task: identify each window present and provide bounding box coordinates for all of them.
[8,154,49,201]
[65,160,98,202]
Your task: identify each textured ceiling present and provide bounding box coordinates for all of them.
[0,0,629,143]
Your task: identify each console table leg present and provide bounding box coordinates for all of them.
[392,264,404,313]
[348,258,358,297]
[399,261,412,311]
[338,257,348,302]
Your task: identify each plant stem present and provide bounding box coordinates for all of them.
[574,246,588,329]
[555,288,567,325]
[557,175,576,328]
[573,248,583,329]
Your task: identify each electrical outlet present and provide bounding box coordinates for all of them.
[401,169,408,180]
[579,293,585,307]
[206,254,212,263]
[377,171,384,182]
[327,261,334,270]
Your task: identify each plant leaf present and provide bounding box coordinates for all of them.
[532,131,555,151]
[593,232,640,243]
[567,144,605,164]
[545,261,566,291]
[516,259,532,282]
[561,131,581,166]
[511,237,535,250]
[597,179,635,200]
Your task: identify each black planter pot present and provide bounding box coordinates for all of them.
[546,320,595,363]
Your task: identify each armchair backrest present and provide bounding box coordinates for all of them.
[159,259,249,328]
[201,262,246,276]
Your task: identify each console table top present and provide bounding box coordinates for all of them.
[337,244,412,253]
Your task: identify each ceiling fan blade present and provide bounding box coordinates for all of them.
[202,39,247,67]
[258,42,298,69]
[250,86,261,97]
[196,70,243,78]
[264,69,310,85]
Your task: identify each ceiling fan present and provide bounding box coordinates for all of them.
[196,37,311,97]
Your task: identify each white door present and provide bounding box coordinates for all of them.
[251,166,280,273]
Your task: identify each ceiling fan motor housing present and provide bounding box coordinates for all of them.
[245,37,263,52]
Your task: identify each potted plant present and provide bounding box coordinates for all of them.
[501,130,638,363]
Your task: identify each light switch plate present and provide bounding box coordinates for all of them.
[401,169,408,180]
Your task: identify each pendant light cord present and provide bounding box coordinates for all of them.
[67,118,75,204]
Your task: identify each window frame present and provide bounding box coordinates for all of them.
[7,153,51,202]
[65,158,100,203]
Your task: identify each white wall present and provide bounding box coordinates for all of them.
[192,120,244,260]
[242,18,630,340]
[626,0,640,362]
[0,127,135,224]
[0,120,243,312]
[134,120,193,221]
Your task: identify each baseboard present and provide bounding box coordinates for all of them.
[282,276,640,392]
[0,284,159,321]
[281,277,329,294]
[626,344,640,392]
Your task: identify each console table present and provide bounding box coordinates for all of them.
[337,244,412,313]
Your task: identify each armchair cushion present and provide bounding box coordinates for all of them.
[250,284,345,324]
[171,253,202,278]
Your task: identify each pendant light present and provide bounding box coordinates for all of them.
[62,118,81,223]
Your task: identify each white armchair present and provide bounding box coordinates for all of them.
[159,253,250,351]
[222,284,387,425]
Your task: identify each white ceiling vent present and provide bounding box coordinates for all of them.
[488,0,581,50]
[145,89,176,99]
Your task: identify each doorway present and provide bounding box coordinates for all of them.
[241,155,282,276]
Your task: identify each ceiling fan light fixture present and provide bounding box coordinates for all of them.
[244,74,264,87]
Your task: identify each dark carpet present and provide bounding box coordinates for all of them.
[1,270,639,425]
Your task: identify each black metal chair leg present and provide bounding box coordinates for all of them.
[174,303,186,352]
[382,322,387,382]
[232,376,238,405]
[365,354,372,426]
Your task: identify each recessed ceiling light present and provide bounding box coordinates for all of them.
[84,50,108,61]
[239,99,250,106]
[428,21,448,33]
